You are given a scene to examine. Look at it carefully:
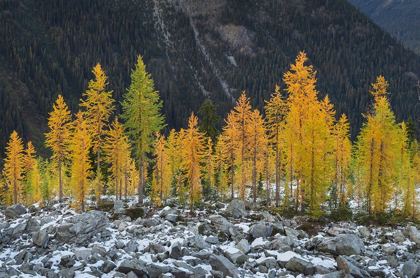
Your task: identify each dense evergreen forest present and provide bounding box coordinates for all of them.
[0,0,420,160]
[349,0,420,54]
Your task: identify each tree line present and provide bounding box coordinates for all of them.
[1,52,419,219]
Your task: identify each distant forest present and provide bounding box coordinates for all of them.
[0,0,419,160]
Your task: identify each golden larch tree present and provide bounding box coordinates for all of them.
[214,135,229,198]
[356,76,400,214]
[23,142,42,205]
[204,138,215,190]
[230,91,252,200]
[332,114,352,209]
[247,109,267,203]
[222,112,239,199]
[104,118,130,200]
[80,64,114,202]
[3,131,25,204]
[181,113,205,212]
[45,95,71,202]
[69,112,93,212]
[153,132,170,205]
[265,85,288,207]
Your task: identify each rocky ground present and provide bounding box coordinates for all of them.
[0,199,420,278]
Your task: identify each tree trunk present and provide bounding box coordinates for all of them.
[138,156,144,204]
[252,141,257,203]
[59,158,63,202]
[97,146,101,204]
[230,151,234,199]
[275,143,280,207]
[125,167,128,201]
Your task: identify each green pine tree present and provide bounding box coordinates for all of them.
[121,55,165,203]
[198,98,220,142]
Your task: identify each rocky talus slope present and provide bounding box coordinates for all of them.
[0,200,420,277]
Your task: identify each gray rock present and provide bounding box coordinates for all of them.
[318,234,365,256]
[126,271,139,278]
[165,214,178,223]
[405,226,420,245]
[205,236,219,245]
[285,257,315,275]
[259,265,268,273]
[192,250,212,260]
[250,224,273,238]
[92,245,107,257]
[32,229,49,247]
[171,267,195,278]
[116,260,147,277]
[284,227,300,238]
[260,211,277,222]
[393,230,405,243]
[146,263,171,278]
[125,239,138,253]
[14,250,29,264]
[236,239,250,254]
[367,268,386,278]
[272,235,297,248]
[56,211,109,245]
[114,200,125,214]
[5,204,27,219]
[149,243,165,254]
[209,215,233,234]
[159,206,177,218]
[143,218,160,227]
[11,222,27,238]
[358,227,370,238]
[320,271,347,278]
[387,255,399,268]
[209,254,240,277]
[73,248,91,260]
[224,247,248,264]
[327,226,347,236]
[336,256,370,278]
[170,241,182,259]
[102,260,116,273]
[261,258,277,269]
[226,199,248,218]
[382,245,397,254]
[57,268,75,278]
[26,218,41,233]
[60,255,76,268]
[402,261,419,278]
[194,234,210,250]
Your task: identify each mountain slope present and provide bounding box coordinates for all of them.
[1,0,419,157]
[348,0,420,54]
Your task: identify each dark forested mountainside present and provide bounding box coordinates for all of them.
[348,0,420,54]
[1,0,420,158]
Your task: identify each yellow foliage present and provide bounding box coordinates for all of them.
[80,64,114,202]
[152,132,170,203]
[3,131,25,205]
[181,113,205,211]
[45,94,71,201]
[69,112,92,212]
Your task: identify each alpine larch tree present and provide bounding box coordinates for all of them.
[3,131,25,204]
[45,95,71,202]
[181,113,205,213]
[265,85,288,207]
[80,64,114,203]
[69,112,92,211]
